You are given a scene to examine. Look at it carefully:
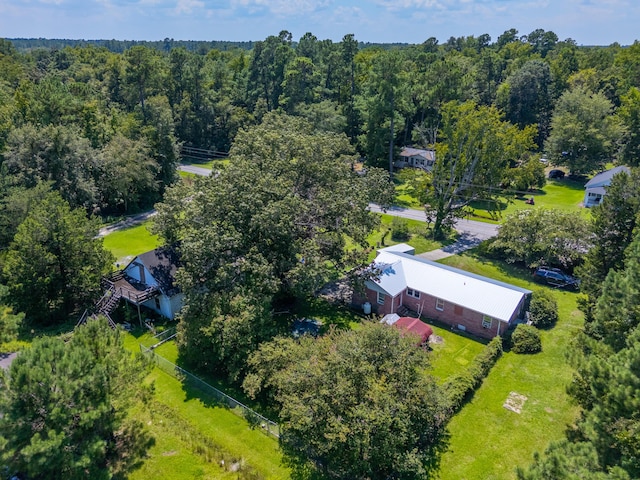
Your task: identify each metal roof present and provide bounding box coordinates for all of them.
[399,147,435,160]
[584,166,630,188]
[372,251,531,322]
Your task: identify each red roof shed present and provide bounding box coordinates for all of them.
[393,317,433,344]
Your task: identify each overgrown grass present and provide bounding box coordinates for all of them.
[124,334,289,480]
[436,253,583,479]
[102,221,161,265]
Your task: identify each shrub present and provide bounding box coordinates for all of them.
[391,217,410,241]
[528,289,558,328]
[443,336,503,414]
[511,324,542,354]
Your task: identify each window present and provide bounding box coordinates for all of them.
[482,315,493,329]
[454,305,463,316]
[407,288,420,299]
[435,298,444,311]
[377,291,386,305]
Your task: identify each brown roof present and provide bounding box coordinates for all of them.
[394,317,433,343]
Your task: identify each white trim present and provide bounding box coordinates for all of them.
[435,298,444,311]
[377,291,386,305]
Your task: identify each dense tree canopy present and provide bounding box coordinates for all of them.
[0,319,153,479]
[153,112,394,380]
[2,190,113,324]
[243,323,449,479]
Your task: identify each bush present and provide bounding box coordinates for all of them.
[443,336,503,413]
[391,217,410,241]
[511,324,542,354]
[528,289,559,328]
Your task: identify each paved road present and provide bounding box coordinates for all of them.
[178,164,214,176]
[97,210,157,237]
[368,204,499,240]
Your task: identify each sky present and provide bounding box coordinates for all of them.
[1,0,639,46]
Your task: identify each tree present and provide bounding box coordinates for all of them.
[0,304,23,346]
[0,318,153,479]
[488,208,591,269]
[502,154,546,192]
[576,167,640,319]
[617,87,640,166]
[545,87,624,174]
[528,289,559,328]
[100,134,159,212]
[2,191,113,324]
[4,123,100,210]
[243,323,449,479]
[153,112,393,380]
[496,60,554,147]
[425,101,535,237]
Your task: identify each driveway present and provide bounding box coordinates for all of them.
[98,210,157,237]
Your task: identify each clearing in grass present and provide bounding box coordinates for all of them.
[102,220,161,266]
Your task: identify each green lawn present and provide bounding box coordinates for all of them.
[428,324,487,383]
[124,334,289,480]
[102,221,161,265]
[436,253,583,479]
[393,172,589,225]
[181,157,228,170]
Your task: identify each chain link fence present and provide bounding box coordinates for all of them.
[140,344,280,439]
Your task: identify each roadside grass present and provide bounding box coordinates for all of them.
[180,157,227,170]
[102,221,161,265]
[364,214,454,259]
[436,252,583,479]
[124,334,289,480]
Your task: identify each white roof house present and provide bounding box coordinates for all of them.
[397,147,436,171]
[584,166,630,208]
[366,249,531,324]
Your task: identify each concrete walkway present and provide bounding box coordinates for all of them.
[178,164,214,177]
[0,352,17,370]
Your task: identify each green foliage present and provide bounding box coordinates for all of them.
[577,167,640,314]
[503,154,547,191]
[545,87,625,174]
[155,112,393,380]
[2,191,114,324]
[390,216,410,241]
[244,323,448,479]
[488,208,591,269]
[0,318,153,479]
[425,100,535,237]
[0,304,23,346]
[529,289,559,328]
[511,324,542,354]
[442,336,503,413]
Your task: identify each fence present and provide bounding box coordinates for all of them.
[140,344,280,439]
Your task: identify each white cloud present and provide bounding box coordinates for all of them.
[231,0,331,16]
[175,0,204,14]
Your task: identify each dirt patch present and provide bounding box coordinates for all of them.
[162,450,177,456]
[318,279,353,305]
[503,391,528,414]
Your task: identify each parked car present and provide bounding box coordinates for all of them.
[533,267,579,289]
[548,169,565,179]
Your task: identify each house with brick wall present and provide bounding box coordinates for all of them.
[357,245,531,339]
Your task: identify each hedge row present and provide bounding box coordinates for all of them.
[442,336,503,415]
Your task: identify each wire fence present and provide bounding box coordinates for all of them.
[139,344,280,439]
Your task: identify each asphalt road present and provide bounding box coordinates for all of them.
[368,204,499,240]
[178,164,214,176]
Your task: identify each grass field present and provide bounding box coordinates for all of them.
[436,253,583,480]
[123,334,289,480]
[102,221,161,265]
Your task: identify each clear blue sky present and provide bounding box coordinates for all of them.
[1,0,638,46]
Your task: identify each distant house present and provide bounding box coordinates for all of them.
[583,166,630,208]
[357,245,531,339]
[97,246,183,322]
[396,147,436,171]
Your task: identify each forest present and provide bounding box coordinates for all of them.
[0,29,640,479]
